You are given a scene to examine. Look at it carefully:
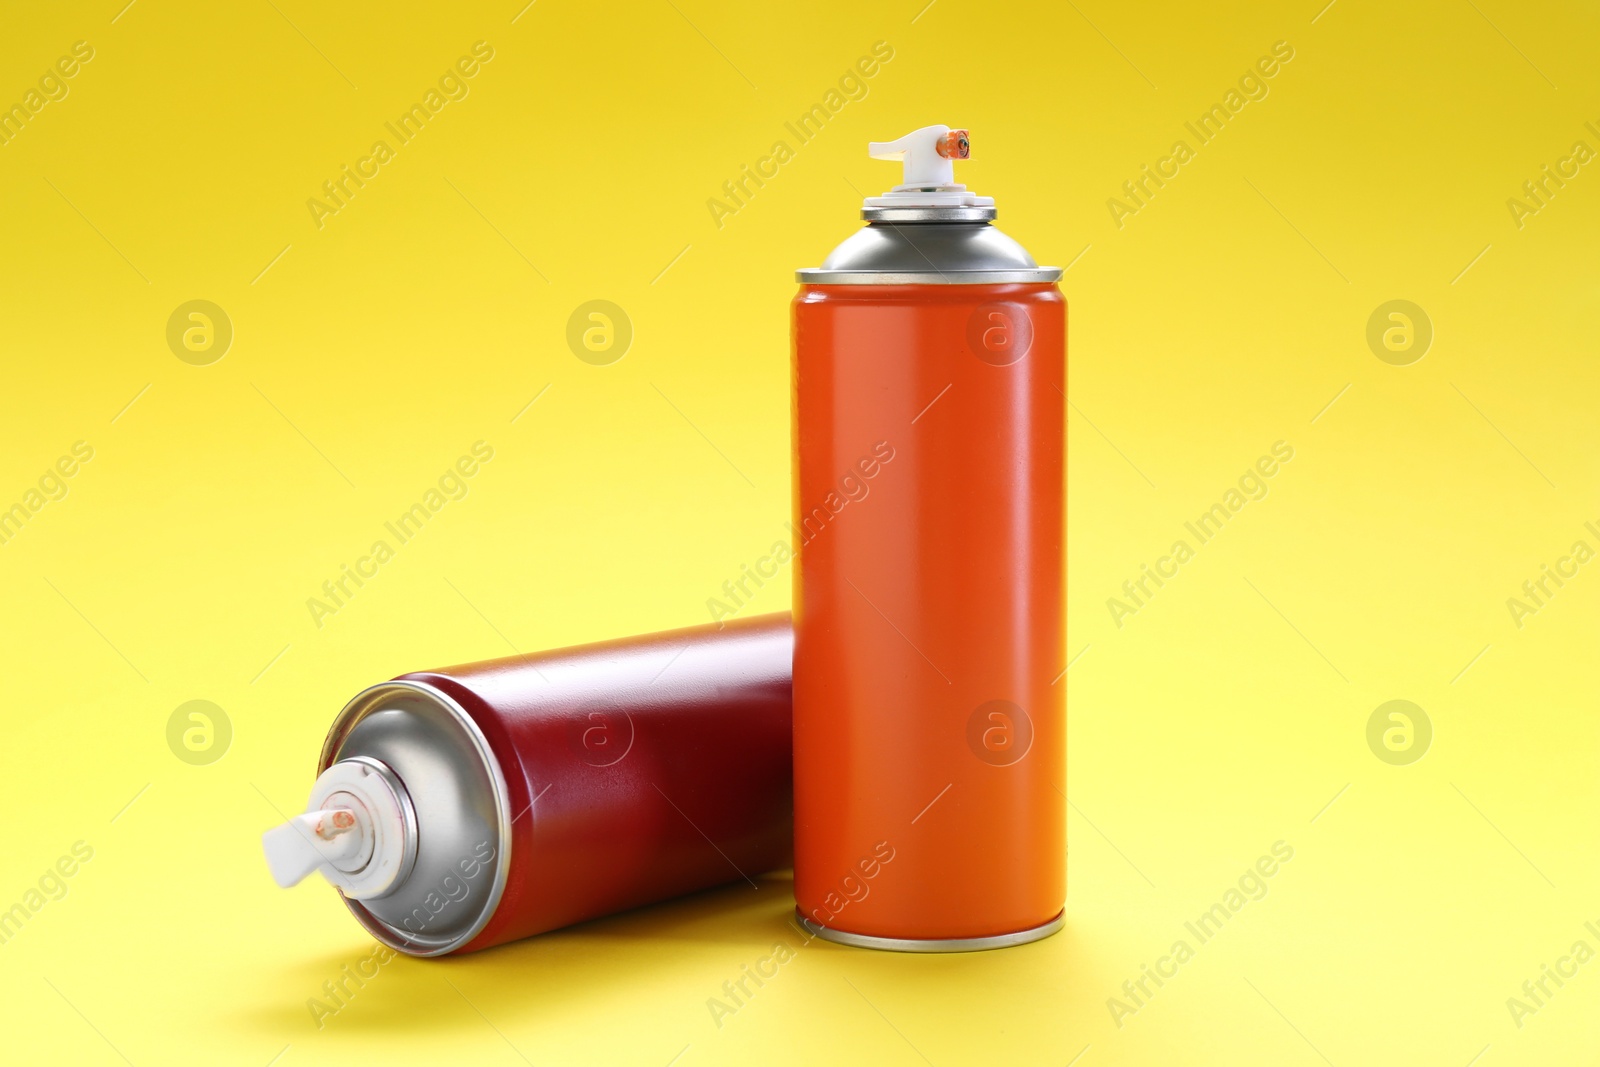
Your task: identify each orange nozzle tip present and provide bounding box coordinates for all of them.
[936,130,971,160]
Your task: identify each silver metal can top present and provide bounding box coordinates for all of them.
[315,681,513,956]
[796,220,1063,286]
[802,123,1062,285]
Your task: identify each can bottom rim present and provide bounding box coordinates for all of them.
[796,908,1065,953]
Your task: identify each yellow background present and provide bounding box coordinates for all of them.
[2,0,1597,1063]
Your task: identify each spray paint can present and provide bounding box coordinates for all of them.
[263,613,792,956]
[791,126,1066,950]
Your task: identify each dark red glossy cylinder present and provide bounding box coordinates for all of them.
[400,613,792,952]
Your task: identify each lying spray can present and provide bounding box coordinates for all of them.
[263,614,792,955]
[792,126,1066,950]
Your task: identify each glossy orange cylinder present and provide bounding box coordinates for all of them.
[792,281,1066,943]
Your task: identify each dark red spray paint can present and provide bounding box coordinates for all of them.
[263,614,792,955]
[792,126,1067,950]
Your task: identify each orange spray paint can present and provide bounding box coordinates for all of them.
[791,125,1066,950]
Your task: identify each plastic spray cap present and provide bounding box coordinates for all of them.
[862,124,995,215]
[262,756,417,900]
[869,125,970,186]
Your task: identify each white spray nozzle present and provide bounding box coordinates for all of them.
[263,809,363,888]
[862,124,993,213]
[868,125,970,187]
[261,757,417,900]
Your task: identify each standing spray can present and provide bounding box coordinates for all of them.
[792,126,1066,950]
[262,613,792,956]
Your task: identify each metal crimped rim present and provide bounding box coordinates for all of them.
[322,679,515,957]
[861,206,997,223]
[796,908,1065,952]
[795,267,1063,285]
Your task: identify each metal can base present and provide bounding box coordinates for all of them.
[796,908,1064,953]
